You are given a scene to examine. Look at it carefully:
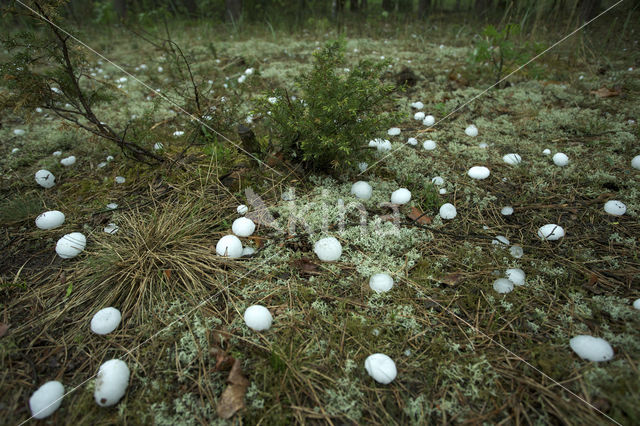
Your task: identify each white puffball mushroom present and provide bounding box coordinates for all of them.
[173,130,184,137]
[492,235,510,246]
[216,235,243,258]
[52,151,62,157]
[410,101,424,109]
[467,166,490,180]
[55,232,86,259]
[369,273,394,293]
[35,210,65,230]
[505,268,525,286]
[364,353,397,384]
[604,200,626,216]
[391,188,411,205]
[465,125,478,137]
[407,137,418,146]
[242,247,255,256]
[90,307,122,335]
[439,188,447,195]
[243,305,273,331]
[94,359,130,407]
[60,156,76,166]
[439,203,457,219]
[11,147,19,154]
[237,204,248,215]
[358,162,368,172]
[413,111,425,121]
[115,176,125,184]
[422,140,436,151]
[569,335,614,362]
[493,278,514,294]
[552,152,569,166]
[103,223,119,234]
[232,217,256,237]
[351,181,373,200]
[106,155,114,162]
[387,127,401,136]
[13,128,26,136]
[633,299,640,310]
[478,142,488,149]
[431,176,444,186]
[542,148,551,155]
[510,245,524,258]
[631,155,640,170]
[423,115,435,126]
[35,169,56,188]
[29,381,64,419]
[501,206,514,216]
[313,237,342,262]
[538,224,565,241]
[369,138,392,152]
[153,142,164,151]
[106,203,118,210]
[502,153,522,165]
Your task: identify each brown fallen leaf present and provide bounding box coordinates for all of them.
[216,359,249,419]
[0,323,9,338]
[163,269,172,279]
[407,207,432,225]
[590,87,621,98]
[291,257,319,275]
[440,272,464,286]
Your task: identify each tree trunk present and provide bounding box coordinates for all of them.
[113,0,126,21]
[350,0,358,12]
[182,0,197,17]
[579,0,600,22]
[225,0,242,22]
[398,0,412,13]
[382,0,395,12]
[418,0,430,17]
[360,0,367,10]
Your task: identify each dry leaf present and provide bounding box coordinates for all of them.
[163,269,172,279]
[590,87,621,98]
[407,207,432,225]
[0,323,9,338]
[216,359,249,419]
[441,272,464,286]
[291,257,319,275]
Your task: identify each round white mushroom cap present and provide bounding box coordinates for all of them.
[29,381,64,419]
[413,111,425,121]
[465,125,478,137]
[351,181,373,200]
[55,232,86,259]
[94,359,130,407]
[552,152,569,166]
[632,155,640,170]
[439,188,447,195]
[13,128,26,136]
[60,156,76,166]
[510,245,524,258]
[115,176,126,184]
[537,224,565,241]
[153,142,164,151]
[91,307,122,335]
[633,299,640,310]
[410,101,424,109]
[431,176,444,186]
[467,166,490,180]
[493,278,514,294]
[439,203,457,219]
[52,151,62,157]
[387,127,401,136]
[364,353,397,384]
[313,237,342,262]
[492,235,510,246]
[216,235,243,258]
[369,138,392,152]
[569,335,614,362]
[604,200,626,216]
[502,153,522,165]
[237,204,248,215]
[103,223,119,234]
[35,210,65,230]
[501,206,514,216]
[391,188,411,205]
[422,140,436,151]
[106,203,118,210]
[232,217,256,237]
[242,247,256,256]
[369,273,394,293]
[505,268,525,286]
[542,149,551,155]
[407,137,418,146]
[423,115,435,127]
[35,169,56,188]
[244,305,273,331]
[358,162,368,172]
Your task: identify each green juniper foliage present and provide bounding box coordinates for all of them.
[470,23,546,85]
[256,40,396,172]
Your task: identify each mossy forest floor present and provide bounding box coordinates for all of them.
[1,11,640,425]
